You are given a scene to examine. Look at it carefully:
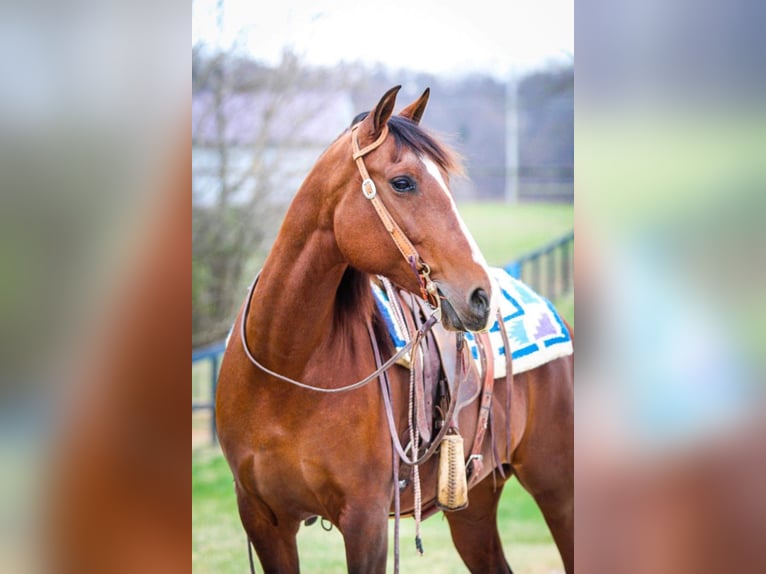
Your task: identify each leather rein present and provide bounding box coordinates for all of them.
[239,122,442,393]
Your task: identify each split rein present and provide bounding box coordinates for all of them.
[238,276,440,394]
[239,121,444,395]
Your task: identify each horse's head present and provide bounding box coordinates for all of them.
[331,86,497,332]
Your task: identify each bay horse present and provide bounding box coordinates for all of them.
[216,86,573,573]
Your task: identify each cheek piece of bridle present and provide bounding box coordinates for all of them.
[350,122,441,313]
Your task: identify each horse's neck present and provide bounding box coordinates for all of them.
[245,182,359,379]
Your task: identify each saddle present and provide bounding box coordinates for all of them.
[372,277,510,488]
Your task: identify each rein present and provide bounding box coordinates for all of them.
[238,275,440,393]
[239,123,444,393]
[369,320,465,468]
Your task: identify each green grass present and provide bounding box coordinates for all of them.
[457,201,574,266]
[459,201,574,326]
[192,447,562,573]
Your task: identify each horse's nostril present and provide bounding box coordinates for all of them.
[470,288,490,319]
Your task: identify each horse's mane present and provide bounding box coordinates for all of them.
[350,113,464,176]
[333,266,392,357]
[335,266,372,324]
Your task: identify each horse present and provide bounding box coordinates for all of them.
[216,86,574,573]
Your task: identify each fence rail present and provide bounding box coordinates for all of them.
[192,341,226,446]
[192,231,574,447]
[503,230,573,300]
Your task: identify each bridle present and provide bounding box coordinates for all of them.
[239,122,443,393]
[350,122,441,311]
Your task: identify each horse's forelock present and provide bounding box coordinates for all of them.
[387,116,463,176]
[347,113,463,176]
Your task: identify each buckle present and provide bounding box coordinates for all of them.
[465,454,483,469]
[361,178,377,199]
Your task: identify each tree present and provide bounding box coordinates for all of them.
[192,46,358,347]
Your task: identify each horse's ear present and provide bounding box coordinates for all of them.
[359,85,400,141]
[399,87,430,125]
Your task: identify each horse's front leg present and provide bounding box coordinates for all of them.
[338,501,390,574]
[235,483,301,574]
[445,473,514,574]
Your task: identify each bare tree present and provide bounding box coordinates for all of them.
[192,42,358,347]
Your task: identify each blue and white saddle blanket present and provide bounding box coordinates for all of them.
[372,267,573,377]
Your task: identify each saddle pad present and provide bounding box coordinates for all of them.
[372,267,573,377]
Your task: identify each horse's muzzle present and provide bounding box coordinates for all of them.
[439,287,491,332]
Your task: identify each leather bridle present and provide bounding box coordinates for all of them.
[239,124,444,393]
[350,122,441,311]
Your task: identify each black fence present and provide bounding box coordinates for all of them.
[192,341,226,446]
[503,230,573,301]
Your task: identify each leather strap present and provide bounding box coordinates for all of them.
[368,321,465,468]
[240,275,439,393]
[467,331,496,485]
[351,124,420,262]
[496,308,514,462]
[350,124,439,308]
[352,124,390,160]
[396,290,430,442]
[392,434,401,574]
[413,295,441,442]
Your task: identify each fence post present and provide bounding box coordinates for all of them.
[562,238,571,293]
[505,230,574,298]
[505,260,522,279]
[547,246,556,299]
[531,256,541,294]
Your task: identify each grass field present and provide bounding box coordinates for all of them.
[458,202,574,266]
[192,201,573,573]
[193,447,562,574]
[461,201,574,326]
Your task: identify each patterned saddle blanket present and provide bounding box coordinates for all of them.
[372,267,573,377]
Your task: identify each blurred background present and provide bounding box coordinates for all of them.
[191,0,573,572]
[576,0,766,572]
[0,0,762,572]
[191,0,574,347]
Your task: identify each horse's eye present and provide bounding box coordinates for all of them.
[390,176,416,194]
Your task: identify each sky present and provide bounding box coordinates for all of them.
[192,0,573,77]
